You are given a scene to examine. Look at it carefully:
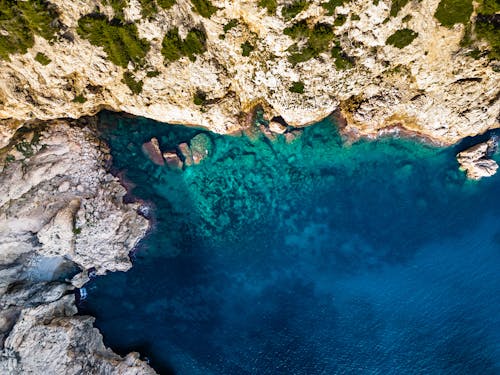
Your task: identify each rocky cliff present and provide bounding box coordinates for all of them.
[0,119,155,373]
[0,0,498,148]
[0,0,499,373]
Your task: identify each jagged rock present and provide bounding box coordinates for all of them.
[0,120,154,374]
[285,130,302,144]
[457,139,499,180]
[190,133,213,165]
[163,151,183,171]
[0,0,498,145]
[178,142,194,167]
[269,121,287,134]
[142,138,164,166]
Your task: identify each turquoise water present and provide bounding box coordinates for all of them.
[80,112,500,374]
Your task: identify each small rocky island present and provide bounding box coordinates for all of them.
[0,0,499,373]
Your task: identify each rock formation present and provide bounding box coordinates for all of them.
[0,119,155,373]
[0,0,498,147]
[456,138,499,180]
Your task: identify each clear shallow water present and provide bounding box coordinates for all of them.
[80,112,500,374]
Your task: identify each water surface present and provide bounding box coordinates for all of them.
[80,112,500,374]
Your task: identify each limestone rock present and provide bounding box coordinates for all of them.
[269,121,288,134]
[457,138,499,180]
[190,133,214,164]
[163,151,183,171]
[178,142,194,167]
[0,0,498,145]
[0,120,154,373]
[142,137,164,166]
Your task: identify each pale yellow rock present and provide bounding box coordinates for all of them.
[0,0,497,145]
[457,139,499,180]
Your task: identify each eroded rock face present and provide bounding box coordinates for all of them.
[456,138,499,180]
[0,0,498,146]
[0,120,155,374]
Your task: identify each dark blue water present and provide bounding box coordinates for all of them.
[80,112,500,374]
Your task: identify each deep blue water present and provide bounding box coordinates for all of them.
[80,112,500,374]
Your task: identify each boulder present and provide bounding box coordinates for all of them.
[269,121,287,134]
[178,142,194,167]
[189,133,213,164]
[162,151,183,171]
[141,138,164,166]
[457,138,498,180]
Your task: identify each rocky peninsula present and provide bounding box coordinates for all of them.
[0,0,499,373]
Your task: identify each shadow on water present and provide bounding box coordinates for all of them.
[79,111,500,374]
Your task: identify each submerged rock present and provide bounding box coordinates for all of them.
[163,151,183,171]
[457,138,499,180]
[178,142,194,167]
[190,133,214,165]
[142,138,164,166]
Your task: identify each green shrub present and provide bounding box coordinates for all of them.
[77,14,150,68]
[193,90,207,105]
[241,41,255,56]
[321,0,348,16]
[331,44,354,70]
[0,0,59,60]
[161,27,207,62]
[35,52,51,65]
[289,81,305,93]
[122,71,143,94]
[223,19,239,33]
[258,0,277,14]
[434,0,473,27]
[351,14,360,21]
[284,20,310,39]
[138,0,158,18]
[146,70,161,77]
[287,22,335,64]
[191,0,218,18]
[390,0,410,17]
[474,0,500,60]
[282,0,309,21]
[73,94,87,103]
[334,14,347,26]
[104,0,127,20]
[386,28,418,48]
[157,0,176,9]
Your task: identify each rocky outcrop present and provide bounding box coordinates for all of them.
[456,138,499,180]
[0,0,498,146]
[0,119,155,373]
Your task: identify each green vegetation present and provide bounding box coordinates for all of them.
[287,22,335,64]
[282,0,309,21]
[72,227,82,235]
[73,94,87,103]
[193,90,207,105]
[402,14,412,22]
[191,0,218,18]
[161,27,207,62]
[474,0,500,60]
[104,0,127,20]
[138,0,158,18]
[284,20,310,39]
[15,140,35,158]
[386,28,418,48]
[77,14,150,68]
[34,52,51,65]
[434,0,472,27]
[390,0,410,17]
[321,0,348,16]
[146,70,161,77]
[351,14,361,21]
[122,71,143,94]
[5,154,15,163]
[334,14,347,26]
[241,41,255,56]
[331,43,354,69]
[157,0,176,9]
[223,19,239,33]
[373,0,379,5]
[258,0,277,14]
[0,0,59,60]
[289,81,305,93]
